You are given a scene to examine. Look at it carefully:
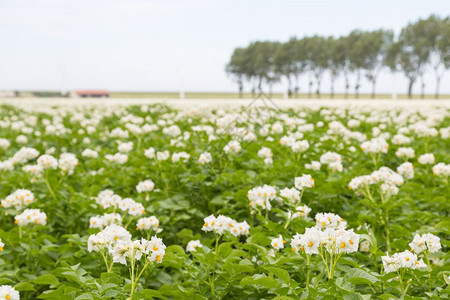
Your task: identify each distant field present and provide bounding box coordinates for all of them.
[8,91,450,99]
[110,92,450,99]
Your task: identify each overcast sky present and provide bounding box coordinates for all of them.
[1,0,449,94]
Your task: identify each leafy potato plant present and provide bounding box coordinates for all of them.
[0,103,449,299]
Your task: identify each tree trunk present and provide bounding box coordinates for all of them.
[308,80,313,98]
[287,76,292,98]
[420,77,425,99]
[355,72,361,99]
[294,75,299,98]
[344,75,349,99]
[316,78,321,98]
[330,78,335,99]
[435,75,441,99]
[371,79,376,99]
[258,78,262,92]
[238,81,243,98]
[407,79,414,99]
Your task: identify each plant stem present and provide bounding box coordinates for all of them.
[306,254,311,285]
[45,173,57,202]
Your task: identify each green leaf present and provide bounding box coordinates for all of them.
[14,282,35,291]
[135,289,165,299]
[33,274,60,285]
[75,293,94,300]
[345,269,379,285]
[240,274,281,289]
[263,266,290,284]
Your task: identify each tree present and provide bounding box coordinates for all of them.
[328,36,347,98]
[347,30,366,98]
[274,38,297,97]
[437,17,450,98]
[309,36,330,98]
[246,41,280,94]
[226,48,248,98]
[395,18,433,98]
[361,30,394,98]
[426,15,450,98]
[292,38,308,97]
[302,36,329,98]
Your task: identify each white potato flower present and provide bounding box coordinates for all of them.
[105,153,128,164]
[136,216,161,233]
[198,152,212,165]
[186,240,203,252]
[396,147,415,159]
[397,162,414,179]
[223,140,241,154]
[271,235,285,250]
[418,153,435,165]
[1,189,36,210]
[15,209,47,226]
[294,174,315,190]
[136,179,155,193]
[305,161,321,170]
[0,285,20,300]
[82,148,99,158]
[409,233,441,254]
[432,163,450,177]
[117,141,133,153]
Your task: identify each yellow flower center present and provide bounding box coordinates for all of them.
[153,246,158,251]
[308,242,313,247]
[340,242,346,248]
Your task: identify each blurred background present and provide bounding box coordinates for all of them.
[0,0,449,99]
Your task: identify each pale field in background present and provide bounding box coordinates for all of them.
[1,98,450,111]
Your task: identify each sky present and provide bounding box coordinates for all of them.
[0,0,449,95]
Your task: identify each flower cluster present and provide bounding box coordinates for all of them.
[1,189,35,210]
[397,162,414,179]
[408,233,441,254]
[14,209,47,226]
[418,153,435,165]
[136,179,155,193]
[315,212,347,230]
[348,167,404,193]
[224,140,241,154]
[94,190,145,216]
[319,152,343,172]
[88,224,132,253]
[291,226,360,255]
[89,213,122,229]
[202,214,250,237]
[247,185,277,211]
[382,251,426,273]
[294,174,315,189]
[136,216,161,233]
[432,162,450,177]
[111,236,166,265]
[395,147,415,159]
[198,152,212,165]
[257,147,273,164]
[361,137,389,154]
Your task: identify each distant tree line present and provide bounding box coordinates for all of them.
[226,15,450,99]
